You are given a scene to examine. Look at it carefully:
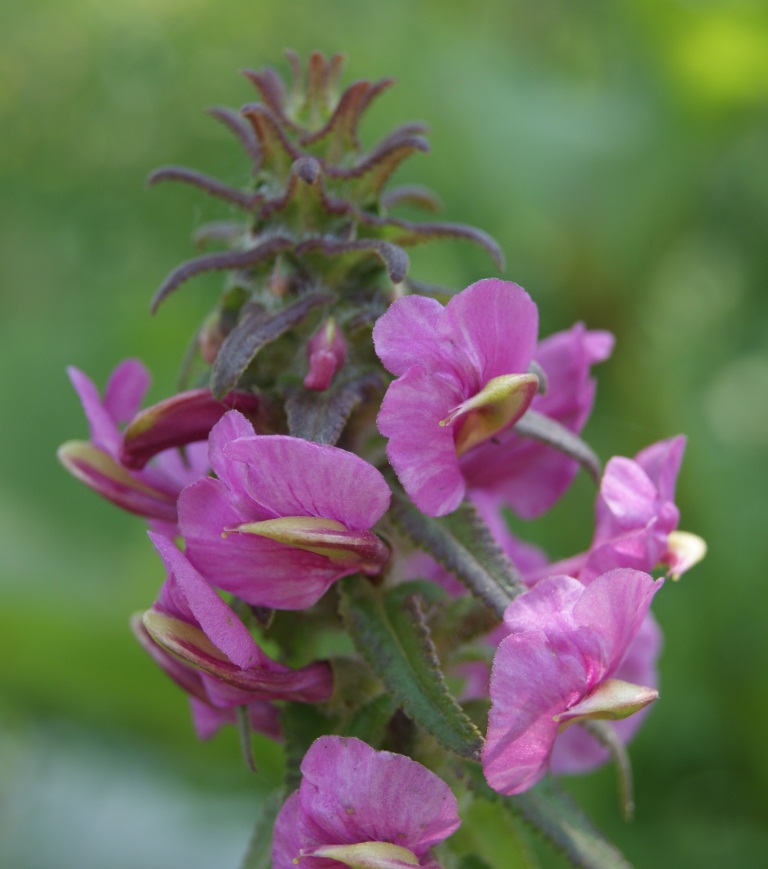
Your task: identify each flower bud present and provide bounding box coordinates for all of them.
[304,318,347,391]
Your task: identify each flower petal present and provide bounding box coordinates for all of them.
[103,358,151,427]
[440,279,538,385]
[373,294,446,377]
[298,737,461,857]
[483,629,596,794]
[378,367,465,516]
[224,435,391,530]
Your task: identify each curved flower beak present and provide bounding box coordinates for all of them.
[231,515,389,574]
[440,373,539,456]
[300,841,421,868]
[142,609,332,702]
[553,678,659,727]
[57,440,178,522]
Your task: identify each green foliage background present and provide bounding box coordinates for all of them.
[2,1,767,866]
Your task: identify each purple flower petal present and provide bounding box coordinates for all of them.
[67,366,123,454]
[462,323,613,518]
[440,279,538,385]
[272,736,460,867]
[120,388,262,469]
[224,435,391,530]
[373,294,446,377]
[179,476,347,609]
[635,435,686,502]
[103,358,151,427]
[378,368,466,516]
[149,532,262,670]
[483,629,598,794]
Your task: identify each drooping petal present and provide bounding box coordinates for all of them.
[483,629,599,794]
[149,532,262,670]
[378,367,465,516]
[57,441,179,522]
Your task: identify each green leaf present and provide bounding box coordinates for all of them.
[285,367,385,444]
[210,290,334,398]
[239,789,286,869]
[339,576,484,760]
[388,483,525,618]
[464,765,633,869]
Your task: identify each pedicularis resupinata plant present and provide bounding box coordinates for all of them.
[60,52,707,869]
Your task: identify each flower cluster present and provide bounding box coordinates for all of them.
[60,53,705,866]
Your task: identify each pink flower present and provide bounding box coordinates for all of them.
[374,280,612,517]
[482,569,662,795]
[272,736,461,869]
[134,534,333,738]
[58,359,260,532]
[374,279,540,516]
[525,436,705,585]
[179,411,391,610]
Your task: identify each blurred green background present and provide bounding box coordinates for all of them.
[2,0,768,866]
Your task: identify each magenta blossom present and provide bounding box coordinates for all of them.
[483,569,662,795]
[179,411,391,610]
[375,280,612,517]
[272,736,461,869]
[58,359,259,532]
[375,279,540,516]
[135,533,333,737]
[525,436,705,586]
